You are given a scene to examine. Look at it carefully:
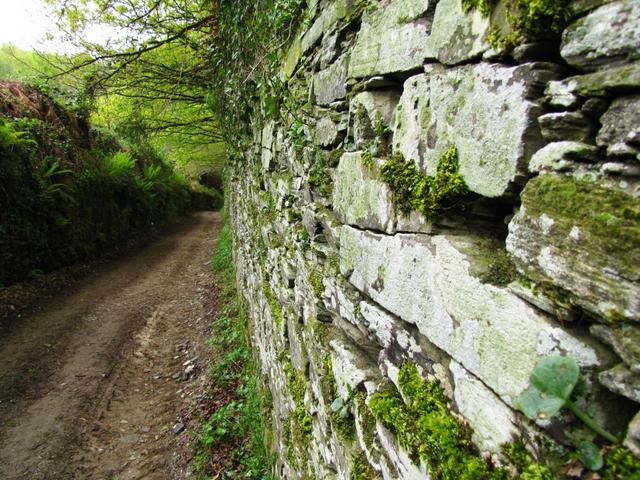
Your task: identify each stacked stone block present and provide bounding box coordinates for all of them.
[230,0,640,478]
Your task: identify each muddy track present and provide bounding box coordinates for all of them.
[0,211,221,480]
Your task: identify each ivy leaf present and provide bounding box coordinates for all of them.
[576,440,603,471]
[517,356,579,420]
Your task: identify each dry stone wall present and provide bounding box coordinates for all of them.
[229,0,640,478]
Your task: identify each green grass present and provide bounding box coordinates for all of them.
[193,201,275,480]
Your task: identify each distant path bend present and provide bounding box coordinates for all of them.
[0,211,221,480]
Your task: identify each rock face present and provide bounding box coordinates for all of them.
[561,0,640,71]
[596,94,640,157]
[506,174,640,323]
[428,0,491,65]
[392,64,544,198]
[348,0,435,78]
[229,0,640,478]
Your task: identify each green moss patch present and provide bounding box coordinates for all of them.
[369,362,511,479]
[379,146,468,220]
[521,174,640,268]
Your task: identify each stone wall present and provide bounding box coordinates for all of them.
[229,0,640,478]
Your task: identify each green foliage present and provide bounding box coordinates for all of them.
[461,0,495,17]
[463,0,573,48]
[350,452,377,480]
[604,447,640,480]
[517,356,579,421]
[207,0,307,152]
[0,82,216,287]
[369,362,508,479]
[105,151,136,176]
[517,355,618,470]
[380,146,468,220]
[195,204,275,479]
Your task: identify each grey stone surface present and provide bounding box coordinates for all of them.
[561,0,640,71]
[428,0,491,65]
[348,0,435,78]
[547,62,640,99]
[625,411,640,457]
[591,323,640,372]
[333,152,396,233]
[314,55,349,106]
[349,90,400,149]
[393,64,543,198]
[450,361,519,453]
[599,363,640,402]
[529,141,598,173]
[538,111,595,143]
[506,175,640,322]
[597,94,640,157]
[340,225,603,402]
[316,116,341,147]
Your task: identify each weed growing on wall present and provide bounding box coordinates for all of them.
[193,202,275,480]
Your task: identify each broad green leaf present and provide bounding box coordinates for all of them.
[517,385,566,420]
[530,356,579,401]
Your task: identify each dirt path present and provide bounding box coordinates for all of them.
[0,211,222,480]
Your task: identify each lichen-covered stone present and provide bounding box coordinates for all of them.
[599,363,640,402]
[528,141,598,173]
[330,339,379,400]
[393,64,544,198]
[625,411,640,457]
[506,174,640,322]
[561,0,640,71]
[547,62,640,99]
[349,91,400,149]
[340,225,604,402]
[348,0,435,78]
[333,152,396,233]
[597,94,640,157]
[449,361,519,453]
[428,0,491,65]
[591,323,640,372]
[316,116,341,147]
[314,55,349,106]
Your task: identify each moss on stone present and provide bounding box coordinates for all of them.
[309,149,341,198]
[323,355,356,442]
[309,268,325,299]
[522,174,640,270]
[355,391,376,451]
[465,0,572,48]
[478,248,518,287]
[350,452,377,480]
[264,283,283,326]
[369,362,509,479]
[284,361,313,468]
[603,447,640,480]
[461,0,495,16]
[380,146,468,220]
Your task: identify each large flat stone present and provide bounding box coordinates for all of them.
[561,0,640,71]
[340,225,604,402]
[348,0,435,78]
[450,361,519,453]
[393,64,544,198]
[314,55,349,106]
[428,0,491,65]
[506,174,640,322]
